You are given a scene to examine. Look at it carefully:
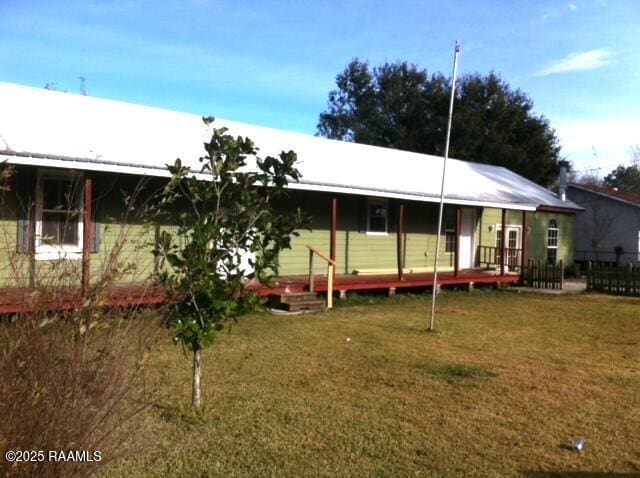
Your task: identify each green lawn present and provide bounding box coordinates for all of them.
[108,291,640,477]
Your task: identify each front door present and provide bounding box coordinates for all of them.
[458,208,476,269]
[497,226,521,269]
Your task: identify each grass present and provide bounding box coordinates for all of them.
[105,291,640,477]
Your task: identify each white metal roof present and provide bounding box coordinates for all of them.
[0,82,579,212]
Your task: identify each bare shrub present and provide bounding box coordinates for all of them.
[0,165,168,477]
[0,309,164,477]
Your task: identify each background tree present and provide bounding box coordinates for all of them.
[150,119,304,409]
[318,59,562,186]
[604,164,640,192]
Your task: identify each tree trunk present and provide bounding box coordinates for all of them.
[192,347,202,409]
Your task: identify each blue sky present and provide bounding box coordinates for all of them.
[1,0,638,177]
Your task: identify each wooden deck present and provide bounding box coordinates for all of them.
[249,269,520,296]
[0,284,165,315]
[0,270,519,314]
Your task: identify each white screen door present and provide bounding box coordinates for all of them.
[458,208,476,269]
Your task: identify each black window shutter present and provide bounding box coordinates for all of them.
[90,221,101,253]
[16,214,31,253]
[358,197,368,233]
[388,199,397,233]
[15,169,35,254]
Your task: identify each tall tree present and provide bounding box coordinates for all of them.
[604,164,640,192]
[150,119,304,409]
[318,59,562,186]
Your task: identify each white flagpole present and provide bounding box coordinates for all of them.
[429,40,460,332]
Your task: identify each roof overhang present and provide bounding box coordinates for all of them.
[536,204,583,213]
[291,181,538,211]
[2,151,538,212]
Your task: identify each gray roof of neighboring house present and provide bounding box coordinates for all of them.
[568,183,640,209]
[0,82,580,212]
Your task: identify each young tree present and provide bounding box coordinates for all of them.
[318,59,562,186]
[150,119,304,409]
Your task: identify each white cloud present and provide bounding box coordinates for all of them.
[534,49,611,76]
[568,3,578,11]
[554,117,640,174]
[537,9,560,23]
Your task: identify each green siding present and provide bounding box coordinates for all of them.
[0,169,161,289]
[527,211,575,265]
[477,207,574,266]
[277,192,458,276]
[0,168,32,288]
[1,168,576,289]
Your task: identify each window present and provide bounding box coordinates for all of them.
[36,172,83,260]
[444,230,455,253]
[547,219,559,264]
[443,208,455,253]
[366,198,388,234]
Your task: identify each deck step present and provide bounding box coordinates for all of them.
[276,292,318,304]
[268,292,326,312]
[279,300,326,312]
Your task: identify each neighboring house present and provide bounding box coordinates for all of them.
[567,183,640,264]
[0,82,581,311]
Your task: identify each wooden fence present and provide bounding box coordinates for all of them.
[521,259,564,289]
[586,263,640,297]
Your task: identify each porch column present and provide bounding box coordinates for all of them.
[521,210,528,272]
[500,208,507,276]
[397,203,405,280]
[455,207,461,277]
[330,196,337,278]
[82,176,94,297]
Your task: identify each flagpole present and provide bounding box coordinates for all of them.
[429,40,460,332]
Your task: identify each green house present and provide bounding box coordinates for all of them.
[0,82,580,312]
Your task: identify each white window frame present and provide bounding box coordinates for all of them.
[547,219,559,264]
[366,198,388,236]
[495,225,522,250]
[35,170,84,261]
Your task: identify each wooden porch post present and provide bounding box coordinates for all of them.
[82,176,93,297]
[455,207,461,277]
[500,208,507,276]
[397,203,405,280]
[521,210,528,273]
[330,196,337,278]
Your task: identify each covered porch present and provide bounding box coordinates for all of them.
[0,192,528,314]
[264,196,528,295]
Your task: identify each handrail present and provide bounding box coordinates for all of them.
[306,244,335,309]
[306,244,335,265]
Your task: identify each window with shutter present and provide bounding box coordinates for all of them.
[35,171,84,260]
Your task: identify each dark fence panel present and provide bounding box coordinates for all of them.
[586,263,640,297]
[521,259,564,289]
